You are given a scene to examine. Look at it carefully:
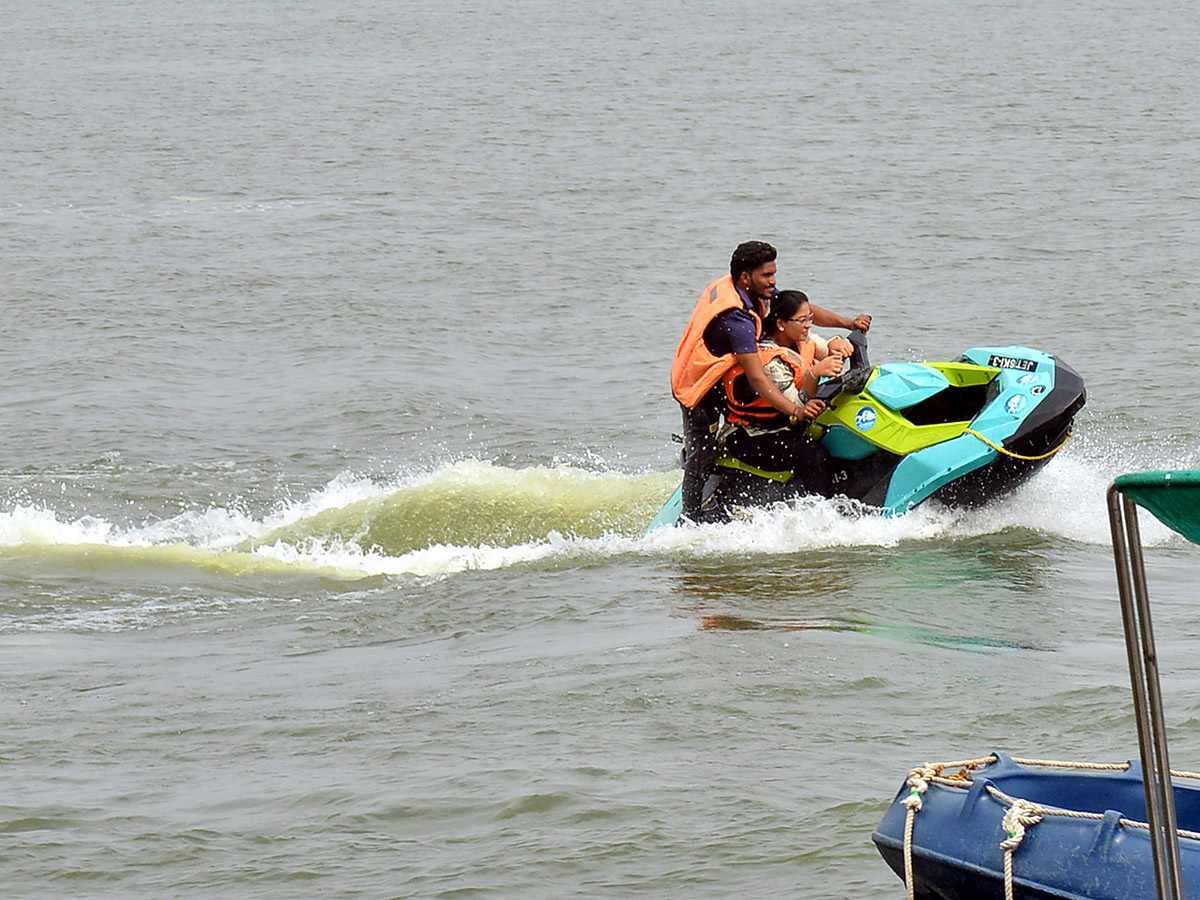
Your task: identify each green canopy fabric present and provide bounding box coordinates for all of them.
[1114,470,1200,546]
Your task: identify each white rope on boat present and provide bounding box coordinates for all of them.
[1000,797,1044,851]
[1008,756,1129,771]
[987,782,1200,841]
[1000,798,1044,900]
[902,766,937,900]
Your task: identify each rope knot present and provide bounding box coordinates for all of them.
[903,765,936,812]
[1000,799,1044,852]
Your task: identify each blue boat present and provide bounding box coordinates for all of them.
[873,752,1200,899]
[874,472,1200,900]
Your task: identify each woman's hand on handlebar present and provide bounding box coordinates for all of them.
[813,355,844,379]
[826,337,854,358]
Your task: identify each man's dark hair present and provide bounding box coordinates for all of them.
[730,241,777,281]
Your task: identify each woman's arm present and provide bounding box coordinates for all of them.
[800,354,845,395]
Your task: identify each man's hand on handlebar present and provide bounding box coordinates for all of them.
[799,399,826,421]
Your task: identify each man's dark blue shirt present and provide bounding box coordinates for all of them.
[701,287,763,357]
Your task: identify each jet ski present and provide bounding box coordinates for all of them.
[647,333,1086,529]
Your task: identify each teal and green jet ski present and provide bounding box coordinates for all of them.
[647,333,1086,530]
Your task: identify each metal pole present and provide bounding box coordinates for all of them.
[1108,485,1185,899]
[1124,495,1186,898]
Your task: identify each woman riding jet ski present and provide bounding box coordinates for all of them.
[647,295,1087,529]
[707,290,846,519]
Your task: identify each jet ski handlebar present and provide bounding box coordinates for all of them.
[813,329,871,403]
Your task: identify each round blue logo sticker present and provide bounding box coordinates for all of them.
[1005,395,1028,415]
[1017,373,1037,386]
[855,407,877,431]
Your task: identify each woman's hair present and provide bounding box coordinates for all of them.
[762,289,809,336]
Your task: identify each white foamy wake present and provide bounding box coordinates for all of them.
[0,504,116,547]
[0,449,1186,581]
[250,531,569,578]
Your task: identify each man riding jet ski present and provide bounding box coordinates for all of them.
[671,241,871,525]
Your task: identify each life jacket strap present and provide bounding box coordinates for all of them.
[714,456,793,484]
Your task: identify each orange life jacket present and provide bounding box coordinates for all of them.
[722,341,817,428]
[671,275,762,408]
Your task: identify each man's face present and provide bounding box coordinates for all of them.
[740,261,777,304]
